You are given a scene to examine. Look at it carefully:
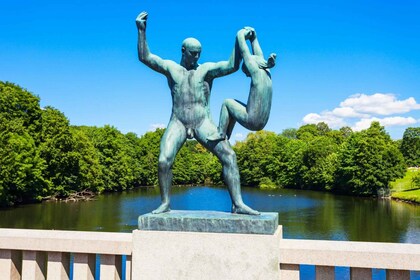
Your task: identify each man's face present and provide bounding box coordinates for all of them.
[183,46,201,68]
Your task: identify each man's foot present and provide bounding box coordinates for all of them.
[151,203,170,214]
[232,203,260,215]
[207,132,226,141]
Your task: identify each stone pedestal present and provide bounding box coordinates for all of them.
[138,210,278,234]
[132,211,281,280]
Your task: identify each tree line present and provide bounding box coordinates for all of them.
[1,81,419,206]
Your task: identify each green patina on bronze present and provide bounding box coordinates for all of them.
[208,27,276,141]
[136,11,275,216]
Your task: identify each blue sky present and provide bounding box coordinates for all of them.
[1,0,419,140]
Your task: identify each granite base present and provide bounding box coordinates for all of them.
[138,210,278,235]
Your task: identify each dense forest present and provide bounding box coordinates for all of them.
[1,81,419,206]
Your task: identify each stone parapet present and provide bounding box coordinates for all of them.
[132,226,282,280]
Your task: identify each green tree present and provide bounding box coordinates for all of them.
[207,152,223,185]
[0,81,42,143]
[83,125,140,191]
[300,136,338,190]
[280,128,297,139]
[327,126,353,145]
[274,137,306,188]
[412,172,420,188]
[0,117,47,206]
[124,131,145,188]
[335,122,405,195]
[235,131,280,187]
[172,142,195,185]
[400,127,420,167]
[71,127,104,192]
[296,124,318,141]
[39,107,80,196]
[339,126,353,138]
[173,141,216,185]
[137,129,164,186]
[316,122,331,136]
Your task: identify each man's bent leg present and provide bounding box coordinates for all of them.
[153,119,187,214]
[197,119,259,215]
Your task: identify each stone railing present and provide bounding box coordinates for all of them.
[0,227,419,279]
[0,228,132,280]
[279,238,420,280]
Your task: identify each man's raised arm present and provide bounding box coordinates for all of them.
[205,35,242,79]
[236,28,254,61]
[243,27,264,58]
[136,11,170,75]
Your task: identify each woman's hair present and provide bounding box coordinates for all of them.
[242,54,276,75]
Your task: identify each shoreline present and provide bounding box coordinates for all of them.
[3,184,419,208]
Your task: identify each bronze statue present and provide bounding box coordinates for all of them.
[136,11,259,215]
[207,27,276,141]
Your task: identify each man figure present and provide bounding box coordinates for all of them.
[136,11,258,215]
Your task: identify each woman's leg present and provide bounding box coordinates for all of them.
[207,99,247,141]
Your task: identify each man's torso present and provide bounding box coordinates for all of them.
[168,65,212,128]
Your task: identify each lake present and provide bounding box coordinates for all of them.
[1,186,419,279]
[1,186,419,243]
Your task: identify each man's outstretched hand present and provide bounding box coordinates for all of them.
[136,11,148,30]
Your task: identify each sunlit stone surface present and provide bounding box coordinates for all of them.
[138,210,278,234]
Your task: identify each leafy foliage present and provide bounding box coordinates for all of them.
[81,125,141,192]
[235,131,280,187]
[334,122,405,195]
[412,171,420,189]
[39,107,80,196]
[237,122,405,196]
[0,81,42,141]
[0,116,47,206]
[400,127,420,167]
[0,81,412,206]
[300,136,338,190]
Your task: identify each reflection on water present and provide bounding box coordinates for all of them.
[0,186,419,243]
[246,187,420,243]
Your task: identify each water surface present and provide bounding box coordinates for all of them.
[1,186,418,243]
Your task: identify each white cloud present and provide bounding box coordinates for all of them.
[331,107,369,118]
[302,112,346,128]
[149,123,166,131]
[234,133,244,140]
[340,93,420,115]
[302,93,420,134]
[352,117,418,131]
[380,116,417,126]
[352,118,380,131]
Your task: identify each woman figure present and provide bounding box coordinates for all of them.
[208,27,276,141]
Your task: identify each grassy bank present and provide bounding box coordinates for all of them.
[390,167,420,204]
[392,189,420,204]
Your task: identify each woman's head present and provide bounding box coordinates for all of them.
[242,53,276,76]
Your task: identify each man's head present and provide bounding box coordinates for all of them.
[181,38,202,69]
